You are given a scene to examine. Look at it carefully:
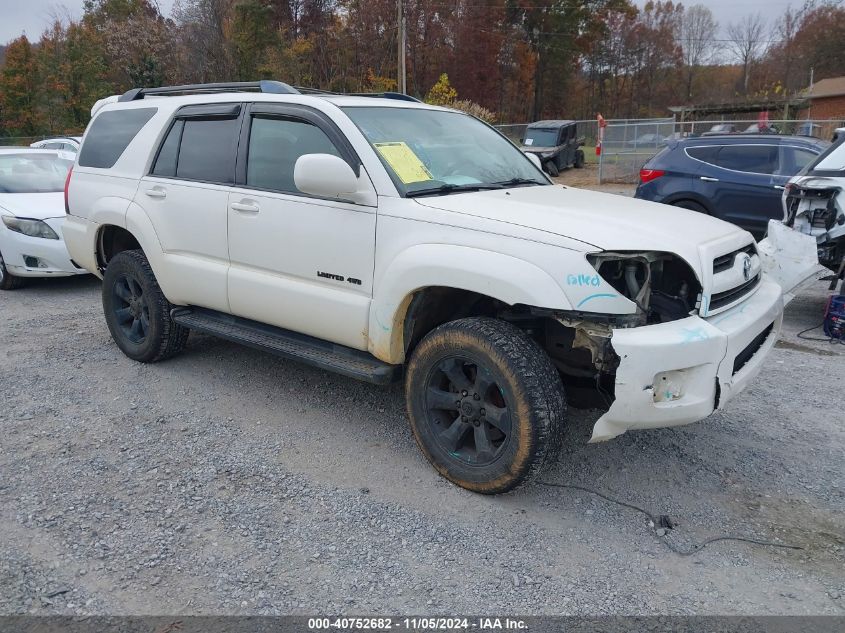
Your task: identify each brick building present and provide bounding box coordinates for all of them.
[798,76,845,121]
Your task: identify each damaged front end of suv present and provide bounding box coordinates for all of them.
[521,243,781,443]
[783,137,845,288]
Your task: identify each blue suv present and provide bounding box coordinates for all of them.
[635,135,828,239]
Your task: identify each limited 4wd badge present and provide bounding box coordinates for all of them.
[317,271,362,286]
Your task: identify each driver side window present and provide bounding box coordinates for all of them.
[246,116,342,194]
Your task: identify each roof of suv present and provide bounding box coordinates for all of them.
[677,134,826,147]
[527,120,575,128]
[94,91,446,119]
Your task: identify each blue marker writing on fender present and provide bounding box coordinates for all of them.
[567,273,601,287]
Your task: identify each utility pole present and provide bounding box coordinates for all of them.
[397,0,406,94]
[807,66,814,120]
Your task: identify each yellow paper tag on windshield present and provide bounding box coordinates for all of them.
[374,142,433,184]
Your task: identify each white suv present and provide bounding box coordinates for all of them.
[65,81,788,493]
[783,137,845,293]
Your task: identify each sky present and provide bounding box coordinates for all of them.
[1,0,796,47]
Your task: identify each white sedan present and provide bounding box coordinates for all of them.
[0,149,88,289]
[30,136,82,153]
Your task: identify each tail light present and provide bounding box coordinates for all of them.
[64,166,73,214]
[639,168,665,184]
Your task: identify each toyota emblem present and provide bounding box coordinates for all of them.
[741,254,752,281]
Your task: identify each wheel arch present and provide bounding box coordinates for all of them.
[662,193,714,214]
[96,203,169,291]
[368,245,573,364]
[97,224,142,270]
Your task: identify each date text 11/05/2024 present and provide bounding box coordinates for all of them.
[307,617,528,630]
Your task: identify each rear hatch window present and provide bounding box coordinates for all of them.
[78,108,157,168]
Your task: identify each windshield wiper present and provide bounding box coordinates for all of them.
[405,183,503,198]
[495,177,547,188]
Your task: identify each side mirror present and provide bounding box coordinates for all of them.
[524,152,542,170]
[294,154,358,200]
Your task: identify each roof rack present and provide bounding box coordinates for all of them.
[117,80,422,104]
[118,80,300,102]
[347,92,421,103]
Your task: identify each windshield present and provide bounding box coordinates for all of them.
[524,128,559,147]
[0,153,72,193]
[342,107,548,196]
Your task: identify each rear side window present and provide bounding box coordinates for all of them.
[151,120,184,177]
[713,145,778,174]
[686,146,720,164]
[151,116,239,184]
[176,118,239,183]
[78,108,157,168]
[246,116,342,193]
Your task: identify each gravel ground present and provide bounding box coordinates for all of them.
[1,268,843,616]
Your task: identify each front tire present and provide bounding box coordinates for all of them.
[405,317,566,494]
[0,250,26,290]
[102,250,188,363]
[545,160,560,177]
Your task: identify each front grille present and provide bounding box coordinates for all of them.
[732,322,774,375]
[713,244,756,274]
[709,274,761,311]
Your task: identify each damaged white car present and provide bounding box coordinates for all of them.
[65,82,801,493]
[783,137,845,294]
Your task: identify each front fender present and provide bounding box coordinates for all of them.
[368,244,574,363]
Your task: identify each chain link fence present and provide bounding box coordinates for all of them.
[499,118,845,185]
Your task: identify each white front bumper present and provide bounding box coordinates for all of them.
[0,217,87,278]
[591,278,783,442]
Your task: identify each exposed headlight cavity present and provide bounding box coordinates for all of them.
[587,251,702,324]
[2,216,60,240]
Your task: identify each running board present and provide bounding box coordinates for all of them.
[171,307,401,385]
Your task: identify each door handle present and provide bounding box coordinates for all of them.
[699,176,719,182]
[231,201,260,213]
[773,185,785,190]
[144,187,166,199]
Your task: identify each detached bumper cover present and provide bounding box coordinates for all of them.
[758,219,825,297]
[591,278,783,442]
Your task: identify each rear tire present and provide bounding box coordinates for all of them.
[672,200,708,214]
[545,161,560,177]
[102,250,188,363]
[574,150,585,168]
[0,250,26,290]
[405,317,566,494]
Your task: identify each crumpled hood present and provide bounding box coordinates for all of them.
[416,184,749,274]
[0,192,65,220]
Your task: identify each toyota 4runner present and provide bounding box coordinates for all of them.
[784,136,845,293]
[65,81,791,493]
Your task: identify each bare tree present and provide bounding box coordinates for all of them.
[678,4,718,101]
[172,0,234,82]
[726,14,766,95]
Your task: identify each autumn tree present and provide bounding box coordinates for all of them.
[84,0,176,90]
[507,0,633,120]
[0,36,40,136]
[231,0,277,80]
[172,0,235,82]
